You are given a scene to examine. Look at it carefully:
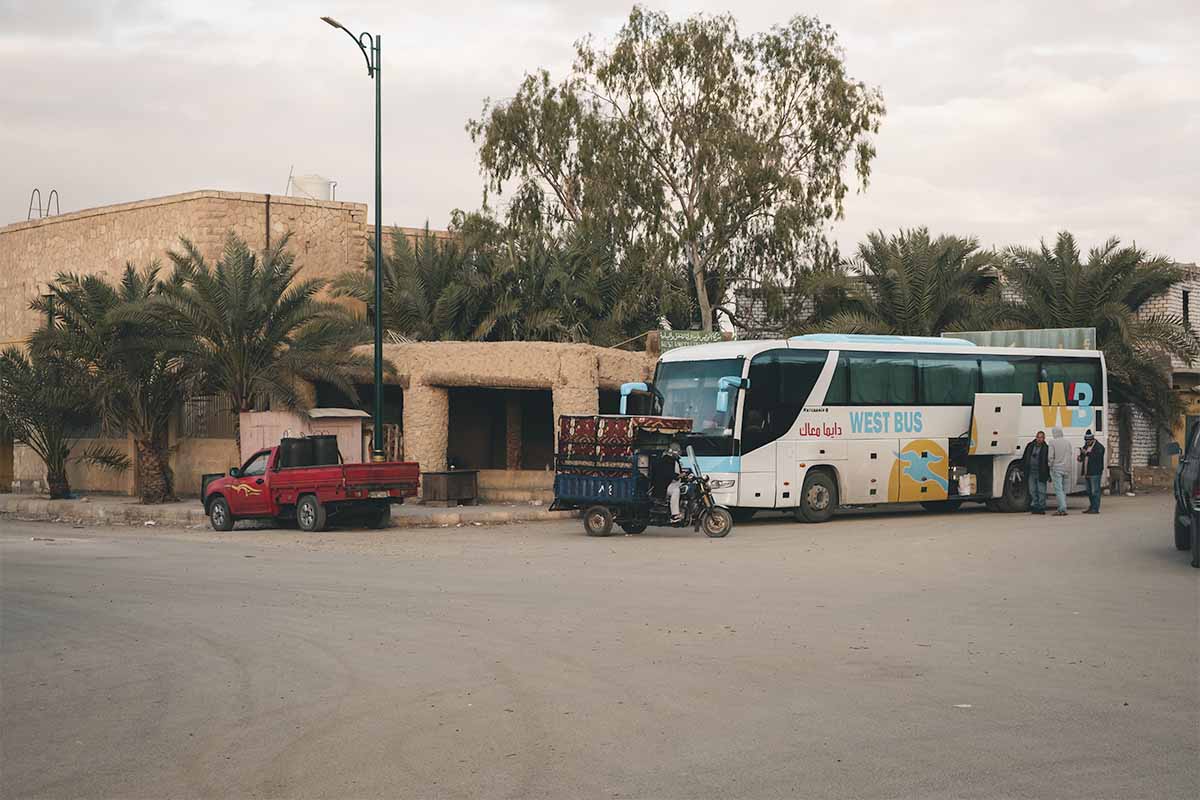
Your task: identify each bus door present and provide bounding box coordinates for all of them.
[740,348,830,508]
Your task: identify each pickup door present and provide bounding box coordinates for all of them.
[227,449,273,517]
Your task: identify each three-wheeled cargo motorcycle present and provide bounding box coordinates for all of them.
[550,413,735,538]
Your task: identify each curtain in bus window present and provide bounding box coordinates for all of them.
[980,357,1040,404]
[849,356,917,405]
[743,349,827,452]
[918,357,980,405]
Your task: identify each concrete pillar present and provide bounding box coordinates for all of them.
[552,386,599,451]
[552,350,601,452]
[403,383,448,474]
[505,391,523,469]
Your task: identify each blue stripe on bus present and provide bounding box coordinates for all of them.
[790,333,975,347]
[695,456,740,473]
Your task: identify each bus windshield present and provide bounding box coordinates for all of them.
[654,358,744,435]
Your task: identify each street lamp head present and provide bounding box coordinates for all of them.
[320,15,375,76]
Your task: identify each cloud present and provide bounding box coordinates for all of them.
[2,0,1196,261]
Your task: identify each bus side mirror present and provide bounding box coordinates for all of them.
[715,376,749,414]
[619,381,649,415]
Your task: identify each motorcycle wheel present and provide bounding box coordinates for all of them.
[701,507,734,538]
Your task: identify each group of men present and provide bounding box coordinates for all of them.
[1023,428,1107,515]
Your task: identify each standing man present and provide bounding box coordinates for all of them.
[1048,427,1073,516]
[1024,430,1051,514]
[1078,430,1106,514]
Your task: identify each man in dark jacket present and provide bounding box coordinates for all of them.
[1024,430,1051,514]
[1078,430,1106,513]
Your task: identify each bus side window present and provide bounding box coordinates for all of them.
[918,356,980,405]
[743,349,826,453]
[848,355,917,405]
[1041,357,1102,405]
[825,354,849,405]
[980,356,1040,405]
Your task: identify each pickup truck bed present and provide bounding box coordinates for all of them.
[270,461,420,507]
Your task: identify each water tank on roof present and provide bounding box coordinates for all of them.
[288,174,336,201]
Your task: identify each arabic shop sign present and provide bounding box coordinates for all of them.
[658,330,727,352]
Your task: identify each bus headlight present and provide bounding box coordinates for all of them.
[710,479,735,489]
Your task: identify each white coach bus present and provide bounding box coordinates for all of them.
[627,334,1106,522]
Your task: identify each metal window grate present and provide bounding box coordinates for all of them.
[179,396,237,439]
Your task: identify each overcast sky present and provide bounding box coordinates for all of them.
[2,0,1197,260]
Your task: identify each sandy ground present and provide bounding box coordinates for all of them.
[1,494,1196,799]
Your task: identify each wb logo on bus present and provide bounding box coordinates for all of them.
[1038,381,1094,427]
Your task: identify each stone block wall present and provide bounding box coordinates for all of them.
[0,190,373,348]
[1136,263,1199,373]
[1110,403,1163,471]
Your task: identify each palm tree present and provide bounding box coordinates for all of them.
[439,228,668,344]
[155,233,372,447]
[336,219,666,345]
[332,226,469,341]
[819,228,1001,336]
[29,264,191,503]
[1000,232,1198,426]
[0,348,127,498]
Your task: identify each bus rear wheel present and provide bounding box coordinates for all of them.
[796,471,837,523]
[993,464,1029,513]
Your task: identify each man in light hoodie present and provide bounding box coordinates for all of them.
[1047,427,1074,516]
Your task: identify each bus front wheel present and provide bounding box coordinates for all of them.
[796,471,838,524]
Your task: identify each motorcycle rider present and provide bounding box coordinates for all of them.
[651,442,685,523]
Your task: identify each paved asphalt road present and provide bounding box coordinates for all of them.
[2,495,1196,799]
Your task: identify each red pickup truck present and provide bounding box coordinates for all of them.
[202,446,420,532]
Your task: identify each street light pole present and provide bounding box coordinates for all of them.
[321,15,386,463]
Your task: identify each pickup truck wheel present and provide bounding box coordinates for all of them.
[297,495,327,532]
[208,497,234,532]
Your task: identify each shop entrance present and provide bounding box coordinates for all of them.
[446,388,553,470]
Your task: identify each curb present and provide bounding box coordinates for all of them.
[0,496,575,530]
